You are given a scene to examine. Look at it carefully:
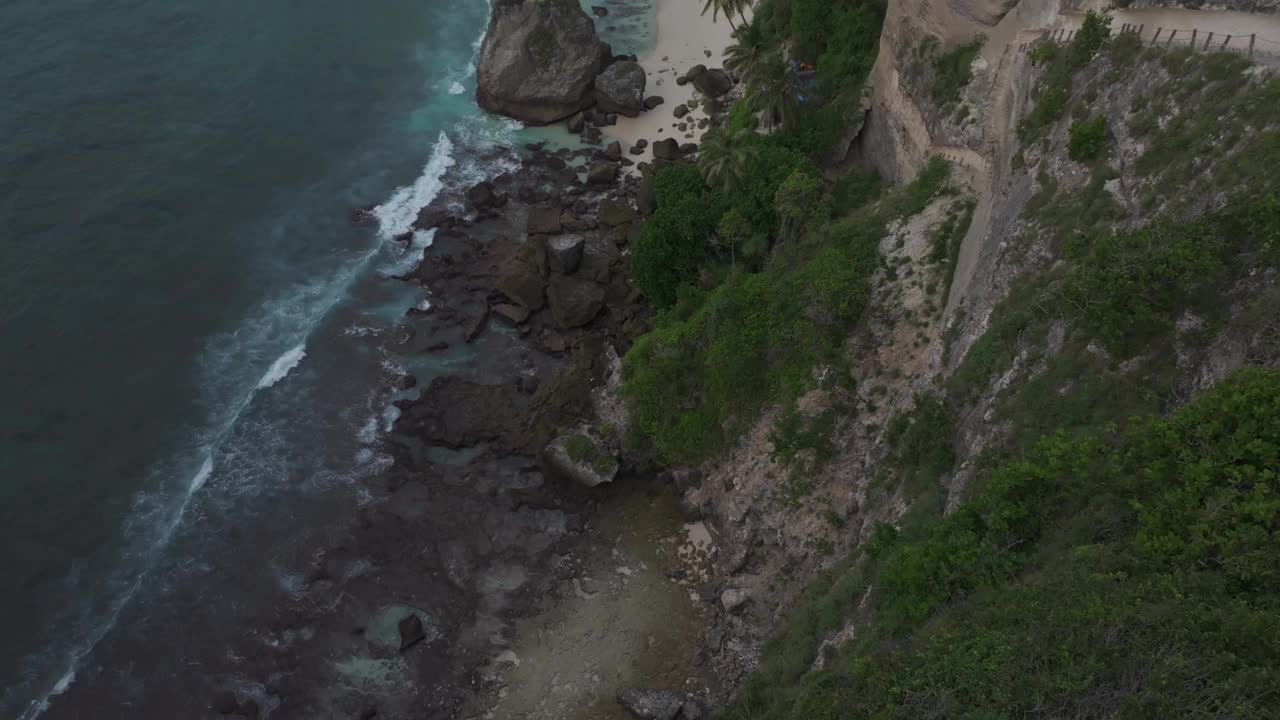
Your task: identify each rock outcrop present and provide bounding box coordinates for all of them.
[476,0,611,124]
[594,60,647,116]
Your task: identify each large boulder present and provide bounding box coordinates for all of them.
[692,68,733,98]
[593,61,646,117]
[496,240,547,310]
[598,198,638,227]
[547,274,605,328]
[476,0,611,124]
[587,160,619,186]
[547,234,585,274]
[527,203,563,235]
[617,688,684,720]
[652,138,679,160]
[542,431,618,487]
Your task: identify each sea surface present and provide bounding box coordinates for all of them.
[0,0,654,716]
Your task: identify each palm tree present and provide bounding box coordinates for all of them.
[724,18,768,85]
[700,0,740,31]
[747,54,802,131]
[697,127,759,194]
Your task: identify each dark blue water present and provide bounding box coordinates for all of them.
[0,0,524,715]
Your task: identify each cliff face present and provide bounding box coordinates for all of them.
[475,0,610,124]
[684,0,1280,710]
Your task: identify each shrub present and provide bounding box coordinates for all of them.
[628,164,725,307]
[1067,115,1108,161]
[930,38,984,104]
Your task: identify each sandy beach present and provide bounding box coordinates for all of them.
[605,0,746,163]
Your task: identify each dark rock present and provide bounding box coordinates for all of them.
[680,701,705,720]
[594,61,646,117]
[350,204,378,226]
[475,0,610,124]
[591,5,608,16]
[606,112,619,125]
[683,64,707,82]
[527,204,563,235]
[672,104,689,119]
[543,432,617,487]
[643,95,665,110]
[398,614,426,651]
[212,691,239,715]
[652,138,679,160]
[598,198,638,227]
[561,212,596,232]
[617,688,683,720]
[605,140,623,162]
[586,160,619,186]
[676,75,689,86]
[636,138,649,149]
[637,169,657,215]
[425,340,449,352]
[360,705,379,719]
[547,234,586,274]
[466,181,498,210]
[692,68,733,98]
[680,142,698,154]
[464,306,489,342]
[567,112,586,134]
[493,303,531,324]
[629,145,645,156]
[497,240,547,310]
[239,700,261,720]
[547,274,605,328]
[518,374,542,394]
[413,205,452,231]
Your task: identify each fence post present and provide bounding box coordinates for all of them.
[1138,24,1144,36]
[1152,28,1162,45]
[1167,29,1177,47]
[1204,31,1213,51]
[1191,29,1197,48]
[1222,34,1231,50]
[1251,34,1257,57]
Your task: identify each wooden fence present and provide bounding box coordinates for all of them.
[1025,24,1280,60]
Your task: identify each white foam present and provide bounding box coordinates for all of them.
[371,132,455,240]
[190,455,214,492]
[383,228,436,275]
[256,344,306,389]
[448,81,465,95]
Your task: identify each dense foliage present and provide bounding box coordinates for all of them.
[628,165,725,307]
[1067,114,1107,160]
[725,367,1280,720]
[624,161,950,463]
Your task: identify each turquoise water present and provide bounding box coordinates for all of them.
[0,0,655,715]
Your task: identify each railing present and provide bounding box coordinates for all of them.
[1027,24,1280,59]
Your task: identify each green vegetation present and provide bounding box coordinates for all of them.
[725,368,1280,719]
[929,37,984,105]
[624,162,951,463]
[719,30,1280,718]
[1067,114,1107,160]
[629,165,725,307]
[1019,11,1112,143]
[562,434,617,475]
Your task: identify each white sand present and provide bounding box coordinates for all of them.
[604,0,746,163]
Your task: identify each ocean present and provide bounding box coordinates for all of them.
[1,0,659,714]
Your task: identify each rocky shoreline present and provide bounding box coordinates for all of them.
[204,1,747,716]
